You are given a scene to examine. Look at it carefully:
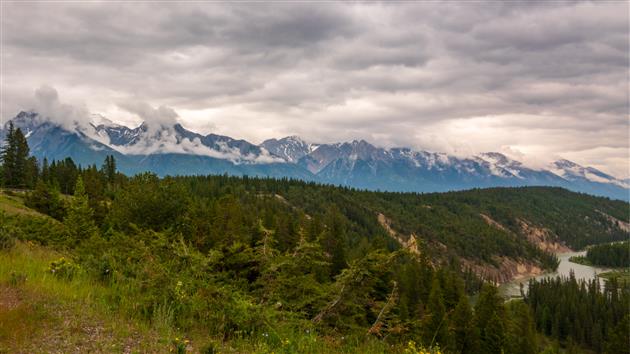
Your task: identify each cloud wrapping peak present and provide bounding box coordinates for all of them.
[1,1,628,177]
[31,85,89,131]
[117,100,179,132]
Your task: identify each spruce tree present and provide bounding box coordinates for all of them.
[64,176,98,244]
[320,206,347,277]
[101,155,117,184]
[506,301,536,354]
[13,127,30,187]
[25,156,39,188]
[475,284,506,354]
[423,276,448,347]
[483,313,505,354]
[41,157,49,183]
[450,294,479,354]
[1,122,16,187]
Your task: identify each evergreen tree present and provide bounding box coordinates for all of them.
[41,157,50,183]
[483,313,505,354]
[82,164,107,224]
[475,284,505,354]
[25,179,66,220]
[13,128,30,188]
[606,315,630,354]
[450,294,479,354]
[1,122,17,187]
[319,206,347,277]
[25,156,39,188]
[506,300,536,354]
[101,155,117,185]
[0,124,34,188]
[65,176,99,244]
[423,276,448,347]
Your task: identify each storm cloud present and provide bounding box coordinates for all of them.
[1,1,628,176]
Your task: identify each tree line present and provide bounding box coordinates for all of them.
[585,241,629,268]
[525,273,629,353]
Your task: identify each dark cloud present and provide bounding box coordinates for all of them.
[1,1,628,176]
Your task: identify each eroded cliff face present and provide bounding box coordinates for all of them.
[460,257,543,284]
[516,219,572,253]
[596,210,630,233]
[480,213,572,253]
[480,213,508,232]
[377,211,584,284]
[376,213,420,255]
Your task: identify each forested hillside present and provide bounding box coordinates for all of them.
[570,241,630,268]
[1,129,629,352]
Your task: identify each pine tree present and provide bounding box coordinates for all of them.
[1,122,17,187]
[41,157,50,183]
[64,176,98,244]
[506,301,536,354]
[423,276,448,347]
[483,313,505,354]
[475,284,505,354]
[26,179,66,220]
[450,294,479,354]
[605,315,630,354]
[25,156,39,188]
[13,128,30,188]
[101,155,117,184]
[320,206,347,277]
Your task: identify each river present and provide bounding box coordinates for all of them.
[500,250,612,298]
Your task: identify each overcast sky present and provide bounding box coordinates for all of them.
[1,1,628,177]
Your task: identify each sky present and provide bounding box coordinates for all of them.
[1,1,628,177]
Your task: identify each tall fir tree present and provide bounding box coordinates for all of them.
[1,121,17,187]
[450,294,479,354]
[102,155,117,184]
[65,176,99,244]
[423,276,448,347]
[475,284,506,354]
[320,206,347,277]
[506,301,537,354]
[41,157,50,183]
[13,127,30,187]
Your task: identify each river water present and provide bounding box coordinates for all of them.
[500,250,612,298]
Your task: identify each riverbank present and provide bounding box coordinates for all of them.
[500,250,613,298]
[598,269,630,283]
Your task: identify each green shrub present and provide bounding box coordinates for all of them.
[48,257,81,280]
[0,230,16,250]
[0,221,20,250]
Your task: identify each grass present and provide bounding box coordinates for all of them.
[568,255,592,266]
[0,190,42,217]
[0,242,169,353]
[0,242,405,353]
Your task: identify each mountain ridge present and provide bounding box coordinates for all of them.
[2,110,628,200]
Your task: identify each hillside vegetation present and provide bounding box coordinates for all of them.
[0,127,628,353]
[570,241,629,268]
[0,166,628,353]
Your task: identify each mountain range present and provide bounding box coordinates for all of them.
[2,110,628,200]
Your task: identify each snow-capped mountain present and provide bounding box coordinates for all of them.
[260,136,315,163]
[92,119,279,164]
[2,111,628,200]
[550,159,630,189]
